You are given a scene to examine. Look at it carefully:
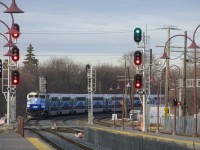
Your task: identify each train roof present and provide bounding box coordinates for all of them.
[27,92,164,99]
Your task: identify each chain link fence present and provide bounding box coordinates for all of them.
[162,116,200,135]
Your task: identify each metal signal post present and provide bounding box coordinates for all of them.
[0,0,24,125]
[87,65,96,125]
[133,27,151,132]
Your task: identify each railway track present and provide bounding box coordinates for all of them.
[93,117,121,127]
[29,128,94,150]
[25,114,112,150]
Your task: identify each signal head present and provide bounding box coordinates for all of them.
[12,23,20,39]
[174,98,178,106]
[134,27,142,43]
[134,74,142,89]
[0,60,2,78]
[134,51,142,65]
[11,70,20,85]
[12,46,20,62]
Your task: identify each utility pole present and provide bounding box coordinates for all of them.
[157,25,181,115]
[183,31,187,116]
[127,67,132,112]
[149,49,152,96]
[124,58,127,118]
[165,27,170,114]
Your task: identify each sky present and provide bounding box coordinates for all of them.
[0,0,200,66]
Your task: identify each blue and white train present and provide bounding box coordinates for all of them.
[26,92,164,117]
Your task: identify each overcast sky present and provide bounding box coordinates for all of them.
[1,0,200,66]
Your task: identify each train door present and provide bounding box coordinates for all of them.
[75,96,87,114]
[93,95,104,113]
[49,97,59,116]
[115,95,123,112]
[109,95,116,112]
[60,96,72,115]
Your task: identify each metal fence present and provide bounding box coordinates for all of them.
[162,116,200,135]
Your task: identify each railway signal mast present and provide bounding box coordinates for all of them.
[1,1,24,124]
[86,64,96,125]
[133,27,150,132]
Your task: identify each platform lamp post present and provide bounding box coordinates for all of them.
[0,20,17,125]
[169,65,180,135]
[160,34,193,115]
[0,0,24,125]
[188,25,200,137]
[127,81,135,130]
[116,82,124,129]
[109,81,118,128]
[115,81,129,129]
[0,20,18,125]
[151,70,163,134]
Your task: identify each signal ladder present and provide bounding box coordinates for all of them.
[87,67,96,125]
[2,59,17,122]
[2,59,8,95]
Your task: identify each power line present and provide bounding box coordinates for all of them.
[21,31,132,35]
[16,43,132,46]
[20,54,122,57]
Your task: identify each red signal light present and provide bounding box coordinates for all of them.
[12,33,20,39]
[135,59,141,65]
[134,51,142,65]
[13,79,18,84]
[11,70,20,85]
[12,46,20,62]
[134,74,142,89]
[135,82,142,89]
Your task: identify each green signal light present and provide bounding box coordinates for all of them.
[134,27,142,43]
[136,30,140,34]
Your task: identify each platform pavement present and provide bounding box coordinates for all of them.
[0,126,53,150]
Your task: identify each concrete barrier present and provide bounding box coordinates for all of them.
[84,127,192,150]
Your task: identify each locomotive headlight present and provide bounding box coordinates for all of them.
[27,101,30,108]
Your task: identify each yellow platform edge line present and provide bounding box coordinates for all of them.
[26,137,51,150]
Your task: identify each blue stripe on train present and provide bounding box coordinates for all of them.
[30,104,42,110]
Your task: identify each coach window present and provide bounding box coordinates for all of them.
[39,95,45,99]
[28,95,33,98]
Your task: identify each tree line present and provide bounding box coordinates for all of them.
[0,44,199,117]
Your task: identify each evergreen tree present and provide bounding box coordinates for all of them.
[23,43,39,74]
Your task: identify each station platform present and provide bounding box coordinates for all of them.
[0,126,52,150]
[86,126,200,150]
